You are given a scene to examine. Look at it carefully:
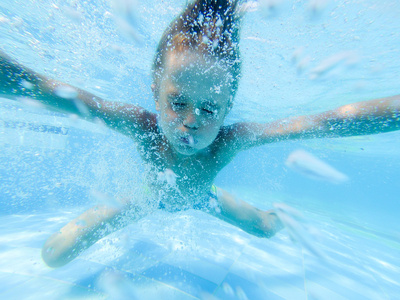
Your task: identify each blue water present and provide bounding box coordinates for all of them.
[1,0,400,299]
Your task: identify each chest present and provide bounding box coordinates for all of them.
[143,143,221,191]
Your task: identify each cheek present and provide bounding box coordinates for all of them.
[201,119,223,138]
[160,110,181,134]
[204,115,225,129]
[160,107,178,122]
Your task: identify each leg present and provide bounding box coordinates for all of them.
[42,202,151,268]
[209,187,283,238]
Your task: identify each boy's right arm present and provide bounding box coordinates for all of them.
[42,205,127,268]
[0,51,157,138]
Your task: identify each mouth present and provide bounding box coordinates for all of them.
[179,135,197,146]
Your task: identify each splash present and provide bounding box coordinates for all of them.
[157,168,179,187]
[273,203,325,259]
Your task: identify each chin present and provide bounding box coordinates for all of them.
[176,147,198,156]
[173,143,201,156]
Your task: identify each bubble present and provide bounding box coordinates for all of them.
[187,135,195,146]
[286,149,349,184]
[212,39,219,49]
[215,17,223,27]
[54,85,78,99]
[202,36,209,44]
[20,80,34,90]
[213,85,221,94]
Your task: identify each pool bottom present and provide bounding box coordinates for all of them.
[0,207,399,300]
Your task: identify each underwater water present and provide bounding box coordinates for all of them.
[1,0,400,299]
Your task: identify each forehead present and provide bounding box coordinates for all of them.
[162,50,233,96]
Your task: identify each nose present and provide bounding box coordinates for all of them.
[183,110,199,130]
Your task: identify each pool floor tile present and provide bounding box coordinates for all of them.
[141,262,218,298]
[0,271,32,293]
[0,275,105,300]
[162,254,229,285]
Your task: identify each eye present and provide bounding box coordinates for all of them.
[171,102,186,111]
[202,108,214,115]
[202,106,218,118]
[168,94,187,111]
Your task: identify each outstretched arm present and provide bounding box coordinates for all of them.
[42,205,125,268]
[226,95,400,151]
[0,50,156,138]
[210,187,283,238]
[41,201,149,268]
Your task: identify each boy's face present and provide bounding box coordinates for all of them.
[155,50,233,156]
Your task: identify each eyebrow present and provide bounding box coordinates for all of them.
[167,93,186,102]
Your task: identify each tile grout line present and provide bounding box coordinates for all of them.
[210,238,250,297]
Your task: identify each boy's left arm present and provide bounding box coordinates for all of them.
[209,187,283,238]
[227,95,400,150]
[212,95,399,237]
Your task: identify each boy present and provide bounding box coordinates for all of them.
[0,0,399,268]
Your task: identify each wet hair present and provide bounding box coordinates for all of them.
[152,0,242,101]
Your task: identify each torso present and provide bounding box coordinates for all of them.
[134,121,235,210]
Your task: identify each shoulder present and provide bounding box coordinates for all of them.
[213,121,282,156]
[208,123,252,164]
[100,103,158,138]
[216,122,262,148]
